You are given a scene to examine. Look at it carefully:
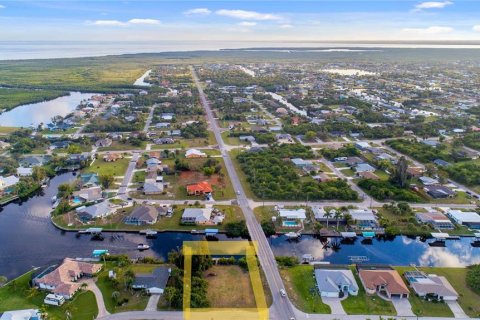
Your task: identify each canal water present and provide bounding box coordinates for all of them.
[0,92,94,127]
[0,172,233,280]
[269,234,480,267]
[1,172,479,281]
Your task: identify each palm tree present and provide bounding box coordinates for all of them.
[323,210,334,228]
[334,211,343,230]
[343,213,353,227]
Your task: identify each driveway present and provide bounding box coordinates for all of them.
[82,278,110,317]
[446,300,469,318]
[145,295,160,311]
[391,297,415,317]
[322,297,346,315]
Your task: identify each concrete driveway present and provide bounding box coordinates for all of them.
[82,278,110,317]
[446,301,469,318]
[391,297,415,317]
[322,297,346,315]
[145,295,160,311]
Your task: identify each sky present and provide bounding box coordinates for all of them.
[0,0,479,42]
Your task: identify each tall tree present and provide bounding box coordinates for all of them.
[392,156,408,188]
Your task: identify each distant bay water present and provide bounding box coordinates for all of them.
[1,41,480,60]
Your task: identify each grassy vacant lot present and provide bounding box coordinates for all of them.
[96,263,157,313]
[341,269,396,315]
[396,266,480,317]
[0,271,98,320]
[85,157,130,177]
[0,56,152,91]
[229,148,258,200]
[0,88,68,111]
[204,265,256,308]
[279,265,331,314]
[0,126,19,134]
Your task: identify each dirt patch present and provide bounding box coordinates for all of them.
[179,171,226,188]
[203,265,256,308]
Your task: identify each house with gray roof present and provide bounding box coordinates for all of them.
[404,271,458,301]
[124,205,159,225]
[76,201,115,221]
[181,208,211,224]
[314,268,359,298]
[132,266,171,295]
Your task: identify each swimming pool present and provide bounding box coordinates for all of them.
[283,221,299,227]
[72,197,83,204]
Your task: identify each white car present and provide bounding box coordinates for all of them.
[280,289,286,297]
[236,190,241,195]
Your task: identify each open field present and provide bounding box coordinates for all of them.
[204,265,256,308]
[0,270,98,320]
[0,88,68,112]
[85,157,130,177]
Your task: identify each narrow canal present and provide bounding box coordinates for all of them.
[1,172,479,281]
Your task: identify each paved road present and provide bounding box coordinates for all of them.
[118,152,141,197]
[145,295,161,311]
[191,66,296,320]
[143,104,156,133]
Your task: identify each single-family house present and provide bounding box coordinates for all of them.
[291,158,311,168]
[95,138,112,148]
[419,176,439,186]
[355,163,376,173]
[358,267,410,299]
[407,167,424,178]
[278,208,307,221]
[357,171,380,180]
[314,267,359,297]
[143,179,164,195]
[348,209,378,229]
[181,207,211,224]
[0,175,20,191]
[72,186,103,203]
[132,266,171,295]
[33,258,102,299]
[76,201,115,221]
[433,159,451,167]
[185,149,207,158]
[103,152,122,162]
[424,185,455,199]
[416,211,454,229]
[239,136,256,143]
[0,309,42,320]
[447,210,480,229]
[355,141,371,151]
[79,173,99,188]
[17,167,33,177]
[404,271,458,301]
[124,205,159,225]
[186,181,213,196]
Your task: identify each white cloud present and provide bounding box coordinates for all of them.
[473,25,480,32]
[215,9,281,21]
[279,24,293,29]
[128,19,160,25]
[87,18,160,27]
[402,26,453,34]
[0,4,5,9]
[89,20,127,27]
[237,21,257,27]
[184,8,211,16]
[414,1,453,11]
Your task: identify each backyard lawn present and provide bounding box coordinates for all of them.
[279,265,331,314]
[0,270,98,320]
[85,157,130,177]
[341,268,396,315]
[96,263,154,313]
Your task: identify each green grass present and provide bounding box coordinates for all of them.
[279,265,331,314]
[133,170,146,183]
[0,270,98,320]
[221,131,243,146]
[0,126,18,134]
[410,267,479,317]
[341,268,396,315]
[0,88,68,111]
[96,263,151,313]
[229,148,258,200]
[85,157,130,177]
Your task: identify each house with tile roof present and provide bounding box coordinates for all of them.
[186,181,213,196]
[358,267,409,299]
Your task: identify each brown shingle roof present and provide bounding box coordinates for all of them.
[359,269,409,295]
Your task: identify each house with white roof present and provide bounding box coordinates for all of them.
[0,309,42,320]
[314,268,359,297]
[278,208,307,221]
[447,210,480,229]
[348,209,378,229]
[0,175,20,191]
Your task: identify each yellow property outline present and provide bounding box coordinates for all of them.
[183,241,269,320]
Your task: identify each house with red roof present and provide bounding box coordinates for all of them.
[186,181,213,196]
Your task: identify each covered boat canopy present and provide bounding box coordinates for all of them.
[362,231,375,238]
[431,232,450,240]
[341,232,357,238]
